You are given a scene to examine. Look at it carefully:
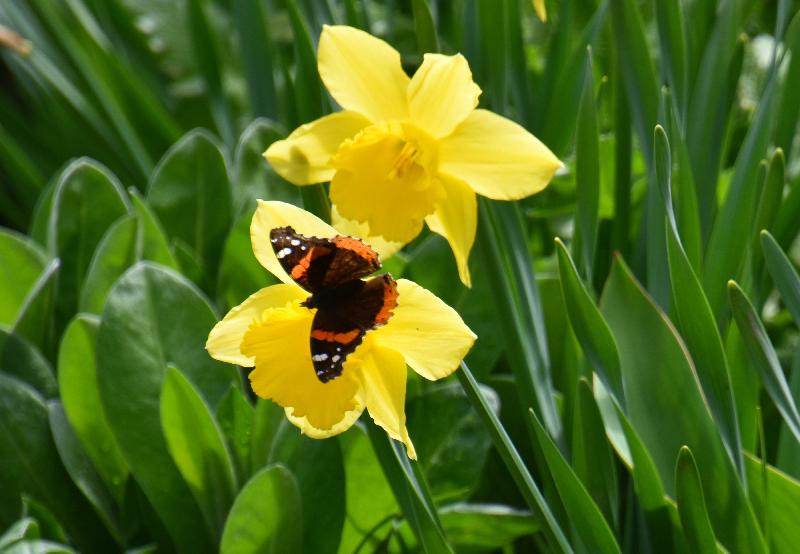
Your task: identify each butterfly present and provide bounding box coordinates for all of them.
[270,226,398,382]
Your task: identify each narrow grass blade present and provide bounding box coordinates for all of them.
[233,0,279,120]
[762,230,800,329]
[655,0,688,121]
[675,447,718,554]
[529,408,621,553]
[657,125,743,478]
[457,363,573,553]
[412,0,439,55]
[728,280,800,445]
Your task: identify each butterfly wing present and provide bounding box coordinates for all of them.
[269,226,334,292]
[323,236,381,288]
[309,274,398,382]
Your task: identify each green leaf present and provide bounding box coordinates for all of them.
[529,408,621,553]
[600,258,765,553]
[457,363,573,553]
[412,0,439,55]
[217,212,275,309]
[657,125,743,476]
[249,399,284,474]
[437,503,539,549]
[219,465,302,554]
[728,280,800,444]
[232,0,278,120]
[215,385,254,483]
[0,518,39,550]
[745,454,800,554]
[406,383,493,503]
[147,129,233,290]
[48,159,130,330]
[573,47,600,280]
[2,539,77,554]
[96,262,239,552]
[761,230,800,327]
[78,215,138,315]
[0,229,47,326]
[555,239,623,401]
[675,447,718,554]
[47,401,124,544]
[12,259,59,356]
[128,189,179,270]
[160,365,238,540]
[338,425,399,554]
[232,119,298,217]
[654,0,688,118]
[572,379,619,528]
[0,373,115,552]
[0,330,56,398]
[270,428,346,554]
[58,314,128,505]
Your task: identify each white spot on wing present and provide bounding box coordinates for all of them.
[332,354,341,362]
[291,239,301,246]
[277,247,292,259]
[312,353,329,362]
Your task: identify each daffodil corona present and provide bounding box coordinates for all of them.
[206,201,476,459]
[265,25,562,287]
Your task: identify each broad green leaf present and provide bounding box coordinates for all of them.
[0,330,56,398]
[0,229,47,326]
[147,129,232,290]
[219,465,302,554]
[675,447,718,554]
[437,503,539,549]
[728,281,800,444]
[58,314,128,504]
[572,379,619,528]
[47,401,123,544]
[96,262,239,553]
[338,425,399,554]
[269,427,346,554]
[249,399,284,474]
[0,373,115,552]
[457,363,573,553]
[217,213,275,309]
[48,159,130,329]
[0,518,39,550]
[745,454,800,554]
[657,125,742,476]
[529,409,620,553]
[12,259,59,356]
[2,539,77,554]
[216,385,254,483]
[555,239,623,401]
[406,383,493,503]
[232,119,298,217]
[777,351,800,479]
[128,189,179,270]
[600,258,765,553]
[160,366,237,540]
[78,215,138,315]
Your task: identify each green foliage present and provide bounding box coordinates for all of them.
[1,1,800,552]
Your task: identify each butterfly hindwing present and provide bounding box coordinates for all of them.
[308,274,398,382]
[323,236,381,288]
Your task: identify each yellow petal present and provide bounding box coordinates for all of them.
[330,122,444,244]
[439,109,562,200]
[206,284,307,366]
[318,25,409,122]
[533,0,547,22]
[330,205,405,261]
[358,343,416,459]
[372,279,476,381]
[264,111,371,185]
[251,200,338,284]
[241,304,365,435]
[425,175,477,287]
[408,53,481,139]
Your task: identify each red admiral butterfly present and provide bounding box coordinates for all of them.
[270,226,398,383]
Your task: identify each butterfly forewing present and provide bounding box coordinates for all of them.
[269,226,332,292]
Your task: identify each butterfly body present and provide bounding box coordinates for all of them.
[270,226,398,383]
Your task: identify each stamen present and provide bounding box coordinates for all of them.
[388,142,419,179]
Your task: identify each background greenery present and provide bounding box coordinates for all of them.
[1,0,800,552]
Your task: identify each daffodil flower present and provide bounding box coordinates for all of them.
[206,201,476,458]
[265,25,562,287]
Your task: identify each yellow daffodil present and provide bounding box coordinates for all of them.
[533,0,547,23]
[265,25,562,287]
[206,200,476,459]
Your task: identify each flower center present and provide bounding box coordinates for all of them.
[329,122,444,243]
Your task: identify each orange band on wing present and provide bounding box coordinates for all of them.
[311,328,361,343]
[291,246,330,280]
[333,236,378,264]
[375,280,398,325]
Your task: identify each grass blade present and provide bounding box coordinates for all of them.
[675,447,718,554]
